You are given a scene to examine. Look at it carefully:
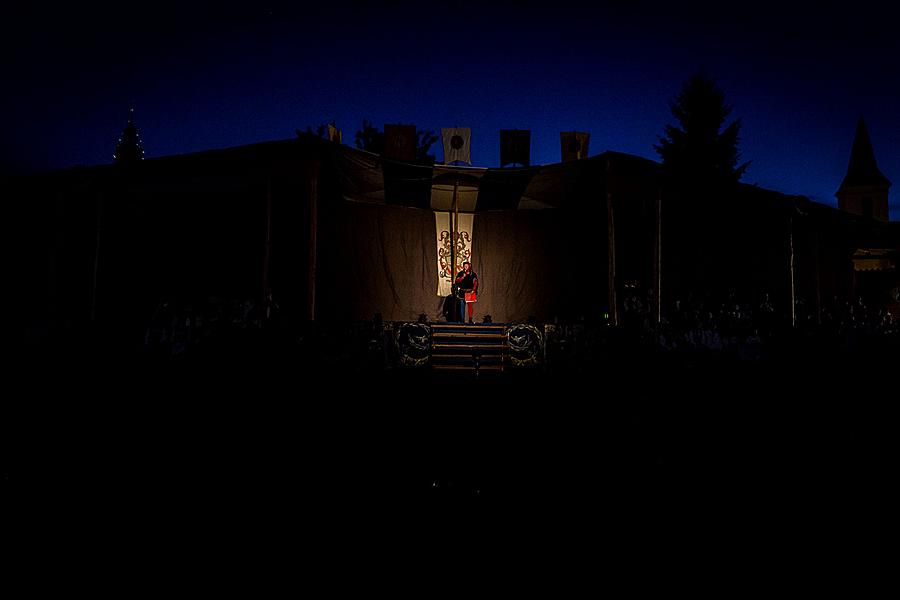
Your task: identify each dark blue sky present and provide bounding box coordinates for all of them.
[4,1,898,218]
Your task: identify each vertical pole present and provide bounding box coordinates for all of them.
[814,229,822,325]
[449,185,456,293]
[654,188,662,325]
[453,179,459,275]
[452,179,459,321]
[308,162,320,322]
[262,177,273,321]
[606,159,618,326]
[90,192,103,321]
[789,212,796,328]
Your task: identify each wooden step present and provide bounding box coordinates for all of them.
[431,364,504,371]
[432,343,508,350]
[431,323,506,328]
[431,332,506,339]
[428,322,508,372]
[430,352,506,359]
[431,325,507,332]
[431,355,504,363]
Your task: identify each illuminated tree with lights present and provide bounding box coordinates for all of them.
[114,108,144,163]
[655,72,749,190]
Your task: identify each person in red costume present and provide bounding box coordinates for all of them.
[454,261,478,324]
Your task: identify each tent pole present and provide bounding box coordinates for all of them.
[654,187,662,325]
[262,177,273,322]
[449,186,455,286]
[789,211,796,328]
[452,179,459,319]
[90,191,103,322]
[606,159,618,327]
[814,229,821,325]
[453,179,459,272]
[307,161,319,322]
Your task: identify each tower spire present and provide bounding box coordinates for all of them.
[114,107,144,163]
[836,116,891,221]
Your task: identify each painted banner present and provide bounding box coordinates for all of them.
[435,211,474,296]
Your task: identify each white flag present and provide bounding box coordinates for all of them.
[441,127,472,165]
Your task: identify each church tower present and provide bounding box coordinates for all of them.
[836,117,891,221]
[114,108,144,163]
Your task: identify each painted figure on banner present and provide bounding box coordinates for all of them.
[439,229,471,287]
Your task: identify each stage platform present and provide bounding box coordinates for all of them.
[430,323,508,371]
[391,321,546,373]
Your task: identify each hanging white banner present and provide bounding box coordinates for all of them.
[435,211,474,297]
[441,127,472,165]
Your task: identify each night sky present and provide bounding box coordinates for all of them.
[4,1,898,218]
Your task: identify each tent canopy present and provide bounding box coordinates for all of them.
[330,143,648,211]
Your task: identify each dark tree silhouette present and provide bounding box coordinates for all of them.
[296,122,334,139]
[354,120,438,163]
[414,129,439,163]
[307,124,328,138]
[354,119,384,154]
[655,72,749,190]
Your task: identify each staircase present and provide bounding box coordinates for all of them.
[430,323,508,372]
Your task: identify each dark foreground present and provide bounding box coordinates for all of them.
[11,340,897,586]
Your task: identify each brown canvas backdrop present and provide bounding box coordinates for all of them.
[317,202,608,323]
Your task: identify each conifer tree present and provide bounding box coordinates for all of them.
[655,72,749,190]
[114,108,144,163]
